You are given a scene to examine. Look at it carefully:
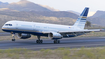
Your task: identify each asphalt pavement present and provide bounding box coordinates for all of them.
[0,37,105,50]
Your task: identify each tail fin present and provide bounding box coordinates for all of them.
[73,7,89,29]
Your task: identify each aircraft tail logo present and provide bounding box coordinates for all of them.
[73,7,89,29]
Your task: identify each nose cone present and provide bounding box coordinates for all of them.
[2,26,5,31]
[2,25,6,31]
[2,25,5,28]
[2,22,8,31]
[2,26,4,29]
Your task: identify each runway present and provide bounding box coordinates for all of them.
[0,37,105,50]
[0,32,10,36]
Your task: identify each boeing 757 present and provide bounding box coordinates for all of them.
[2,7,101,44]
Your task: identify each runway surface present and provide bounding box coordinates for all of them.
[0,37,105,50]
[0,32,10,36]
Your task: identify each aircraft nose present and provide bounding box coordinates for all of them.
[2,26,4,29]
[2,26,5,30]
[2,26,5,31]
[2,23,6,29]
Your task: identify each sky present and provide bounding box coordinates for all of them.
[0,0,105,13]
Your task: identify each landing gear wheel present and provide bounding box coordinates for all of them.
[54,40,56,44]
[40,40,43,43]
[36,40,38,43]
[12,39,15,41]
[36,40,43,44]
[58,40,60,43]
[11,33,16,42]
[36,36,43,44]
[54,40,60,44]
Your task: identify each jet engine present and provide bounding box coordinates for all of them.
[48,32,63,39]
[18,33,31,39]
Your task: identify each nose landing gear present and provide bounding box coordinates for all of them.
[11,32,15,41]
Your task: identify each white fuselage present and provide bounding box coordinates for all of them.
[2,20,82,36]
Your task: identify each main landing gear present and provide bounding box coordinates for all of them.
[53,40,60,44]
[11,33,15,41]
[36,36,43,44]
[36,36,60,44]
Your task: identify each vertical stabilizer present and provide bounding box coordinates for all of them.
[73,7,89,29]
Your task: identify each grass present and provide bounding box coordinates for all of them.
[0,47,105,59]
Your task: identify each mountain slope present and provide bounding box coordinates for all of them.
[0,1,8,5]
[87,11,105,26]
[0,11,77,28]
[90,11,105,18]
[30,11,78,19]
[0,0,79,19]
[0,0,51,11]
[40,5,59,11]
[67,10,80,15]
[0,0,79,28]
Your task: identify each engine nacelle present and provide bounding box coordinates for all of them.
[48,32,63,39]
[18,33,31,39]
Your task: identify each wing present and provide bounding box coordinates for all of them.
[42,29,102,34]
[58,29,101,34]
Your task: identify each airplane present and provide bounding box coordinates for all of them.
[2,7,101,44]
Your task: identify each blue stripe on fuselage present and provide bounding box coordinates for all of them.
[2,29,48,36]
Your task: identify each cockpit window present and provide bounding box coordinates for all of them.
[5,24,12,26]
